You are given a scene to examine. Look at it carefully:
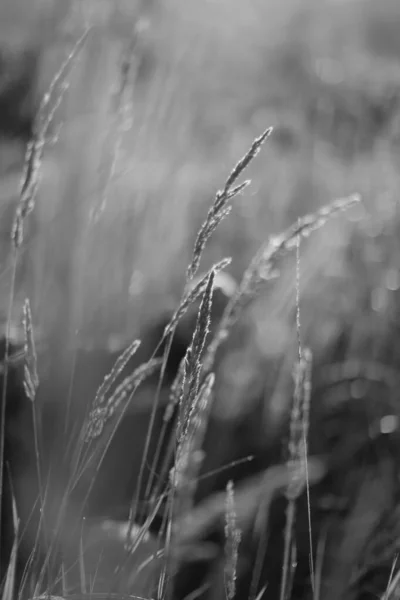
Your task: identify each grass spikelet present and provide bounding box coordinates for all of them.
[223,128,272,193]
[38,28,90,129]
[271,194,360,251]
[165,258,231,338]
[164,357,186,425]
[187,127,272,281]
[90,339,141,413]
[222,128,272,196]
[160,374,215,600]
[12,29,90,249]
[186,199,237,283]
[179,270,215,440]
[224,480,241,600]
[83,355,160,443]
[136,259,230,498]
[155,259,231,478]
[224,180,251,202]
[203,193,360,374]
[22,298,46,577]
[145,263,236,514]
[159,276,215,600]
[170,373,215,496]
[130,130,265,529]
[152,358,214,516]
[22,299,39,402]
[70,357,164,523]
[163,266,236,426]
[164,271,214,485]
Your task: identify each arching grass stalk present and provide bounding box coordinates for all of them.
[136,127,272,545]
[159,275,215,600]
[202,194,361,377]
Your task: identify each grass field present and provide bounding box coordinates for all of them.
[2,1,400,599]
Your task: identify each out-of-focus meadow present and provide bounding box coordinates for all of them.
[2,0,400,357]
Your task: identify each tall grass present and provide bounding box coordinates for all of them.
[1,93,362,598]
[6,4,400,598]
[0,30,89,595]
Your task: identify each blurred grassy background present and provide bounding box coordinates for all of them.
[1,0,400,367]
